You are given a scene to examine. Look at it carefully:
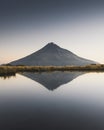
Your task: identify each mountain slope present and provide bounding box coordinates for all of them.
[10,42,97,66]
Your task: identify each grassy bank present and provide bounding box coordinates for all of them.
[0,64,104,76]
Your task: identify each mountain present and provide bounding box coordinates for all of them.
[10,42,97,66]
[20,71,85,90]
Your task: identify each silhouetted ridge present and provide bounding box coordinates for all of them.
[10,42,97,66]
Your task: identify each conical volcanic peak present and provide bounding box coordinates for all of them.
[46,42,60,47]
[10,42,97,66]
[46,42,58,47]
[41,42,61,52]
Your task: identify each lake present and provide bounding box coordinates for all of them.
[0,71,104,130]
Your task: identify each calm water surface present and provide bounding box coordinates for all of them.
[0,72,104,130]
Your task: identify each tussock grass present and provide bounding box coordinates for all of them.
[0,64,104,76]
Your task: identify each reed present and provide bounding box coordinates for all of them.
[0,64,104,76]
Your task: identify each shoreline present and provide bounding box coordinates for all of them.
[0,64,104,76]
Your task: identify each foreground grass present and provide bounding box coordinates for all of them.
[0,64,104,76]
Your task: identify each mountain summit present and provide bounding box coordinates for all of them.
[10,42,97,66]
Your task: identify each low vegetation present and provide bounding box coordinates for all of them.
[0,64,104,76]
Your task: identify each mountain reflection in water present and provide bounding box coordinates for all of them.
[1,72,104,130]
[20,71,85,90]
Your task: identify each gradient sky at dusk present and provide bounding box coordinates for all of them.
[1,0,104,64]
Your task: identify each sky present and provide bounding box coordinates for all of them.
[0,0,104,64]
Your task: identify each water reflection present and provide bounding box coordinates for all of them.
[1,72,104,129]
[20,71,85,90]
